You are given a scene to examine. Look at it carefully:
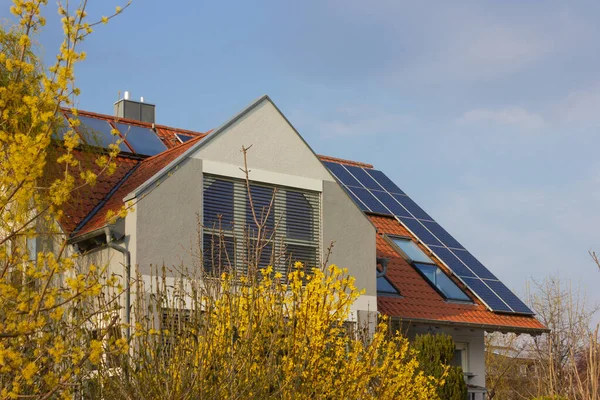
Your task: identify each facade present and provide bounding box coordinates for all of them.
[55,95,547,398]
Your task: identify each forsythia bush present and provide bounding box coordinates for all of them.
[0,1,127,399]
[92,264,442,400]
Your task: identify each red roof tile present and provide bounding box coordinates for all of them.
[74,136,203,236]
[370,215,546,332]
[50,109,208,236]
[43,147,141,234]
[318,155,373,168]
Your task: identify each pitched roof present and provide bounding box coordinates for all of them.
[44,147,142,234]
[371,215,546,333]
[72,136,204,237]
[54,109,208,237]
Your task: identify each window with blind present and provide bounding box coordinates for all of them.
[202,175,320,274]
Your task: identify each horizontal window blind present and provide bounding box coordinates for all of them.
[203,174,320,274]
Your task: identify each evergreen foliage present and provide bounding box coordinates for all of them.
[412,333,468,400]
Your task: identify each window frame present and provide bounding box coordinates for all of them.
[452,342,469,373]
[388,235,472,303]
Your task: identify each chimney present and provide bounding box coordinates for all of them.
[114,91,155,123]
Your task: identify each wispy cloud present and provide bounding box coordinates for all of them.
[292,104,413,138]
[458,107,544,130]
[317,113,411,138]
[556,85,600,128]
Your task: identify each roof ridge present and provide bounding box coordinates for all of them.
[318,154,374,169]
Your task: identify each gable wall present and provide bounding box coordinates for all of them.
[133,157,203,276]
[130,98,376,297]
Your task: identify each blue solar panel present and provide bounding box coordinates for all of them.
[453,250,497,280]
[370,190,411,217]
[349,187,390,215]
[461,277,513,313]
[342,187,369,211]
[364,169,405,195]
[428,246,476,278]
[324,162,362,187]
[399,218,443,247]
[116,123,167,155]
[392,194,433,221]
[421,221,464,249]
[344,165,384,191]
[485,280,533,314]
[71,115,129,151]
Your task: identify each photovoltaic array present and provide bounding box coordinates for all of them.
[323,161,533,315]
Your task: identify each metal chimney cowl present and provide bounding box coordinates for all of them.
[114,93,155,123]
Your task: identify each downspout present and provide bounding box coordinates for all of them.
[104,226,131,341]
[376,257,389,278]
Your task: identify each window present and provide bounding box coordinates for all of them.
[377,275,401,296]
[414,263,471,301]
[451,342,469,372]
[203,175,320,274]
[390,237,471,302]
[391,237,433,263]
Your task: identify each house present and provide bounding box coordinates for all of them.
[52,95,547,399]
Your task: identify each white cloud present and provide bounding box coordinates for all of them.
[458,107,544,130]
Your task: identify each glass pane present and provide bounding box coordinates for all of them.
[451,349,463,368]
[115,123,167,155]
[176,133,195,143]
[414,263,471,301]
[377,276,400,295]
[434,268,471,301]
[414,263,436,283]
[204,179,234,229]
[392,238,433,263]
[286,191,313,241]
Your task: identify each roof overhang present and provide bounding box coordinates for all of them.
[393,316,549,336]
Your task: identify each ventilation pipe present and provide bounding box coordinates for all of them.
[104,226,131,341]
[376,257,389,278]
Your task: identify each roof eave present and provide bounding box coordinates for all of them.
[392,316,549,336]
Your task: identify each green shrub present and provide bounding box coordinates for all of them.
[412,333,468,400]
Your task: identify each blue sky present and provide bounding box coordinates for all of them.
[7,1,600,310]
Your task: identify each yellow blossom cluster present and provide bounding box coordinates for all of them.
[94,263,442,399]
[1,1,129,398]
